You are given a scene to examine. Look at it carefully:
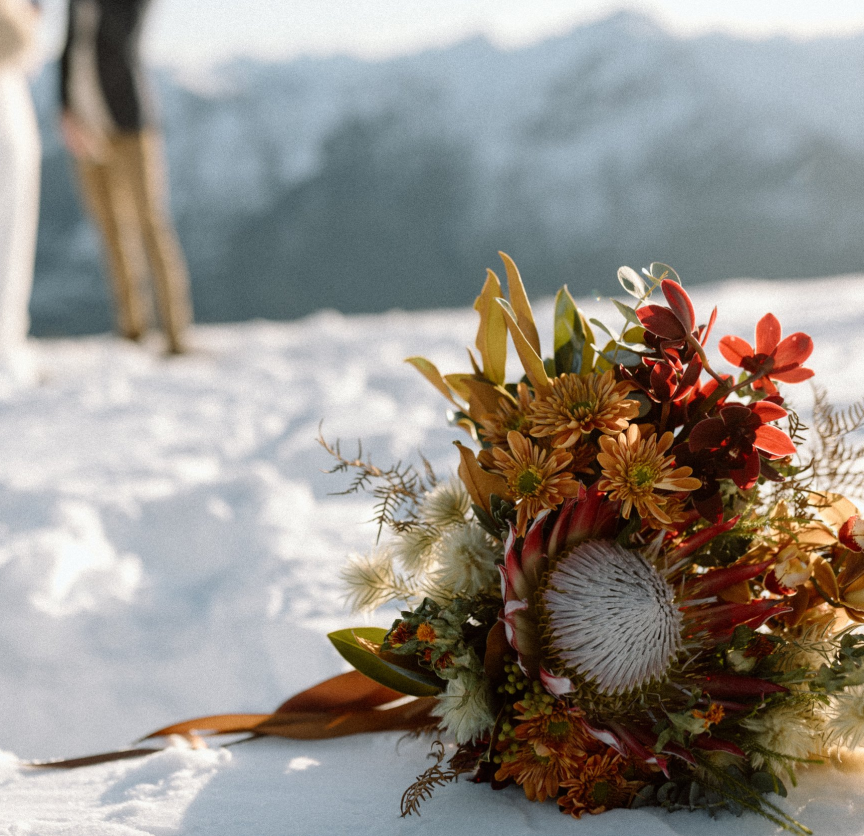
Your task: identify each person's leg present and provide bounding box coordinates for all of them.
[75,140,149,341]
[115,131,192,354]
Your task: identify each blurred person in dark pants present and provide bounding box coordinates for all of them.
[60,0,192,354]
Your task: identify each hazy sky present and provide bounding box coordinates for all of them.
[38,0,864,68]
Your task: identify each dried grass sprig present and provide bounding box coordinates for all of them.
[319,429,437,539]
[339,548,422,612]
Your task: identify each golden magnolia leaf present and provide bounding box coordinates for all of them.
[718,580,752,605]
[810,492,859,531]
[811,555,840,600]
[253,698,438,740]
[473,270,507,385]
[455,441,510,515]
[142,714,274,739]
[458,377,514,423]
[499,252,541,357]
[443,372,475,402]
[405,357,461,407]
[496,299,551,397]
[277,670,402,714]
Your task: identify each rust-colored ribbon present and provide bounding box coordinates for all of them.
[28,671,438,769]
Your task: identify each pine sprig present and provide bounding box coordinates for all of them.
[319,430,437,539]
[807,389,864,495]
[400,740,467,817]
[767,391,864,514]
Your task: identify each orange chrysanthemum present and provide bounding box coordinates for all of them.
[596,424,701,526]
[692,703,725,729]
[478,383,534,448]
[512,697,591,756]
[557,751,628,818]
[529,370,640,448]
[568,441,599,474]
[415,622,436,643]
[495,737,584,802]
[490,431,583,536]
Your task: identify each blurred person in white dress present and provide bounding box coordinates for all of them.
[0,0,40,382]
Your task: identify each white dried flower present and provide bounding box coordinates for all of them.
[742,704,824,768]
[339,546,418,612]
[432,671,495,744]
[391,526,440,574]
[421,478,471,529]
[430,523,501,599]
[543,540,683,695]
[827,685,864,751]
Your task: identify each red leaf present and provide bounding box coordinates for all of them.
[773,332,813,369]
[755,313,781,355]
[771,366,814,383]
[650,362,676,398]
[636,305,687,340]
[688,417,727,451]
[754,424,796,458]
[692,735,746,758]
[698,306,718,345]
[698,673,788,698]
[667,515,740,563]
[661,279,695,334]
[730,451,761,490]
[750,401,787,422]
[691,597,789,632]
[684,558,772,599]
[718,335,752,366]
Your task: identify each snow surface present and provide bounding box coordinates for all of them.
[0,275,863,833]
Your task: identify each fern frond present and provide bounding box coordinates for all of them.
[400,740,472,817]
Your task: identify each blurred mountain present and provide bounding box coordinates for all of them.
[30,11,864,335]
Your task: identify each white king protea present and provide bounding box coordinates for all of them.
[543,540,683,695]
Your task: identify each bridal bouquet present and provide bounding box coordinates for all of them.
[324,255,864,832]
[52,256,864,835]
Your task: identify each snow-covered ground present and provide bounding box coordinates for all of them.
[0,274,862,834]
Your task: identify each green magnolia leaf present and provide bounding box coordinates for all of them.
[327,627,442,697]
[589,317,615,339]
[553,286,594,376]
[612,298,642,327]
[617,266,647,299]
[647,262,681,285]
[594,340,644,368]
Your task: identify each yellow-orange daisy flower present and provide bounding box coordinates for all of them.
[692,702,725,729]
[596,424,701,525]
[557,751,628,818]
[415,622,437,643]
[478,383,534,448]
[490,431,583,536]
[529,370,640,448]
[512,697,591,756]
[495,738,584,802]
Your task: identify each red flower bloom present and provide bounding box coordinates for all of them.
[688,401,796,491]
[637,279,705,343]
[718,314,814,396]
